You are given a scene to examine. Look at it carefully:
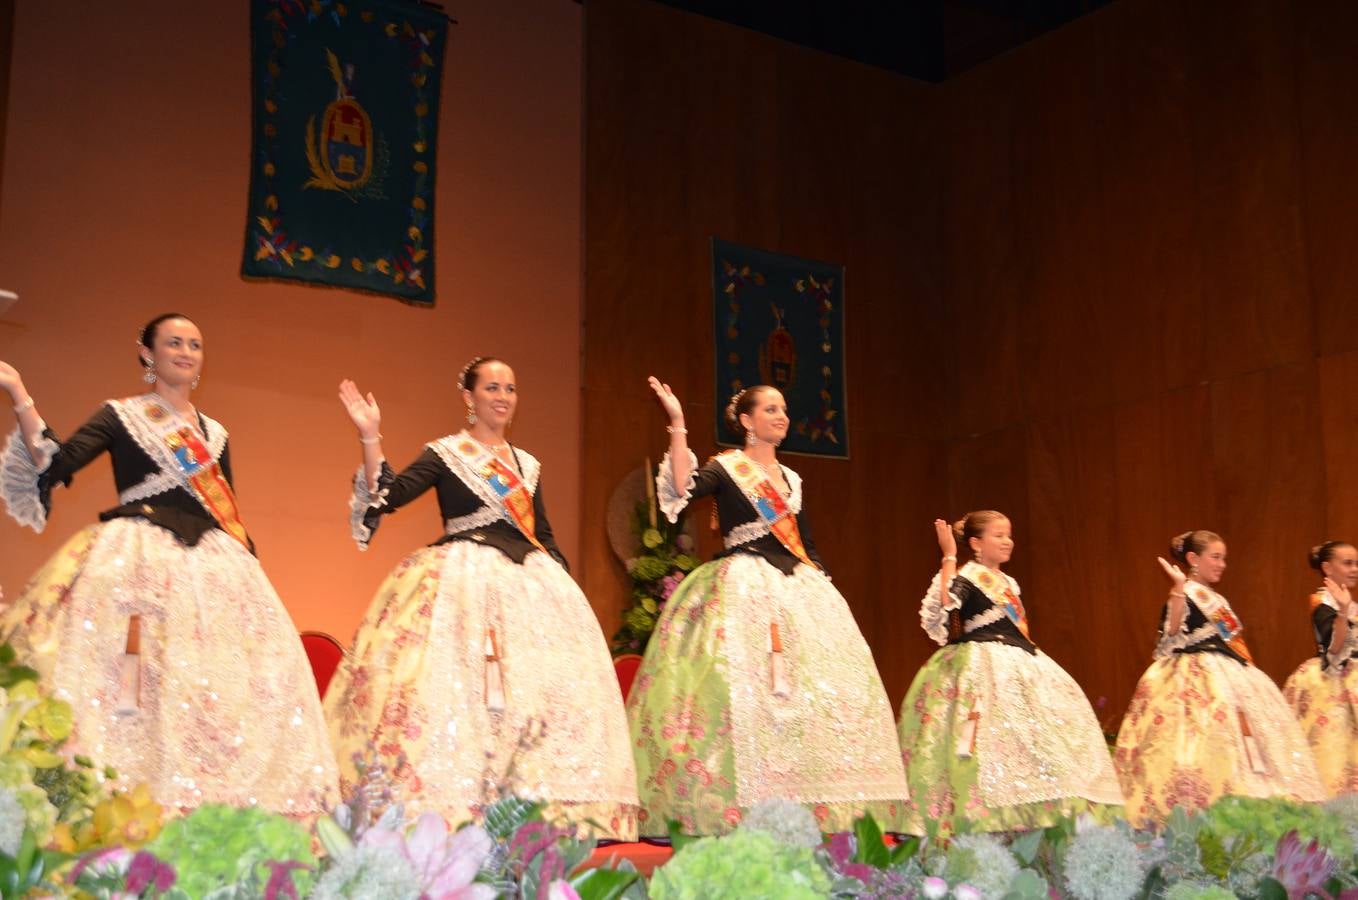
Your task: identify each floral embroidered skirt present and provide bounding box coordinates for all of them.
[625,554,908,836]
[896,641,1124,838]
[1115,651,1326,827]
[1283,657,1358,797]
[2,519,339,814]
[324,541,639,839]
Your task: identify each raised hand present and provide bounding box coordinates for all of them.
[338,379,381,438]
[0,361,25,401]
[1157,556,1188,589]
[1326,576,1353,614]
[648,376,683,425]
[934,519,957,559]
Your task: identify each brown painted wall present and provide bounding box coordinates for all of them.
[0,1,584,642]
[584,0,1358,719]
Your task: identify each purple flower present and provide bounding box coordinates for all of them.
[824,830,855,868]
[264,860,311,900]
[1272,830,1336,899]
[660,574,683,600]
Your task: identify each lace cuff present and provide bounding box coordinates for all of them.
[349,461,394,550]
[1153,605,1191,658]
[656,449,698,524]
[1,424,59,533]
[920,571,962,646]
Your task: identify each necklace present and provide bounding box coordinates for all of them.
[742,450,788,494]
[468,432,510,453]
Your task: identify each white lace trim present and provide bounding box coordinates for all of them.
[964,606,1007,633]
[656,448,699,523]
[920,571,963,646]
[723,519,768,549]
[118,472,180,505]
[0,424,59,532]
[444,506,503,536]
[349,464,390,550]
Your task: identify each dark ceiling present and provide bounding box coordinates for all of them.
[652,0,1116,83]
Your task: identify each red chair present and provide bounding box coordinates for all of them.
[614,653,643,701]
[300,631,345,700]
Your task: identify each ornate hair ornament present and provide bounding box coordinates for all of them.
[457,356,485,392]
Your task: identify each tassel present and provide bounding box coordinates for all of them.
[769,622,789,697]
[958,701,982,758]
[484,626,506,712]
[1238,709,1267,774]
[116,615,141,715]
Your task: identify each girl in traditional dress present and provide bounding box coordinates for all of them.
[626,378,908,835]
[897,512,1124,837]
[328,358,639,838]
[1283,541,1358,797]
[1115,530,1325,825]
[0,313,338,814]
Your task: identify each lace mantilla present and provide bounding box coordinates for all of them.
[723,520,768,549]
[0,424,60,532]
[443,506,504,536]
[1155,583,1240,658]
[1315,588,1358,671]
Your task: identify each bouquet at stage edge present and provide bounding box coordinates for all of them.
[611,460,699,657]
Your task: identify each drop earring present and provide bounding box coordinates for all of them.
[466,406,477,425]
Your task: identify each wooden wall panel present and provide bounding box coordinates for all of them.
[583,0,943,700]
[586,0,1358,720]
[1319,351,1358,540]
[1207,362,1326,681]
[1181,0,1313,380]
[1297,0,1358,358]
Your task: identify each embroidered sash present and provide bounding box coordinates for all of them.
[959,560,1030,640]
[714,450,815,569]
[441,435,546,554]
[112,396,249,549]
[1188,584,1254,665]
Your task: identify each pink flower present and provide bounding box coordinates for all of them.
[360,812,495,899]
[1272,830,1336,899]
[660,574,683,600]
[546,881,581,900]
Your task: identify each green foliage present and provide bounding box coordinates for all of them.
[147,804,314,899]
[650,829,829,900]
[611,490,697,656]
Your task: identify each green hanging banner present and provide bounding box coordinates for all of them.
[242,0,448,304]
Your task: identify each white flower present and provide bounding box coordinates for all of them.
[0,787,25,858]
[312,843,422,900]
[922,875,949,899]
[954,884,982,900]
[1063,825,1146,900]
[739,798,823,849]
[943,834,1020,899]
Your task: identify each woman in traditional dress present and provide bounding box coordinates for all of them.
[1115,530,1325,825]
[1283,541,1358,797]
[0,313,338,814]
[328,357,639,838]
[626,378,908,836]
[897,512,1124,837]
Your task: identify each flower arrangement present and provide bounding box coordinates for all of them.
[610,460,698,656]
